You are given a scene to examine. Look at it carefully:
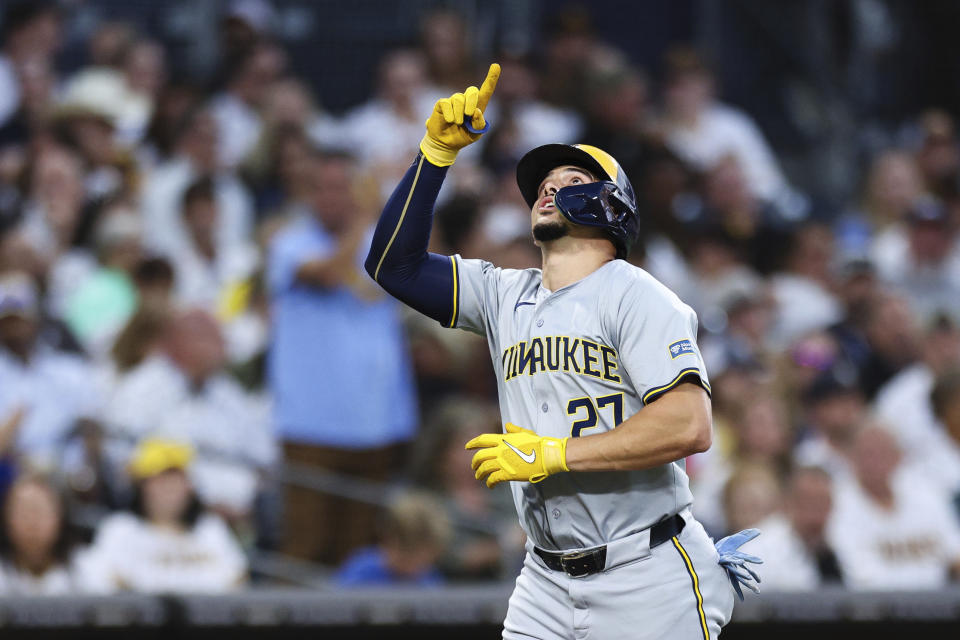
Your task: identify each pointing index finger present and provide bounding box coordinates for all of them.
[477,63,501,111]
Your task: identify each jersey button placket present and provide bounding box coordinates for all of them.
[536,318,544,327]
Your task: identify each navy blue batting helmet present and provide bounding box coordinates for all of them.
[516,143,639,259]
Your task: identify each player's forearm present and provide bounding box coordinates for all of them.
[564,384,712,472]
[364,153,457,324]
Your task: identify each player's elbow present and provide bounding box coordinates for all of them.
[363,249,379,282]
[680,414,712,455]
[687,419,713,454]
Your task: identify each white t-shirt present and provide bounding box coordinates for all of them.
[79,512,247,594]
[665,103,788,202]
[827,465,960,590]
[139,157,254,261]
[170,239,259,313]
[209,93,262,169]
[0,559,78,595]
[768,273,843,348]
[741,514,822,591]
[0,346,104,469]
[874,364,944,459]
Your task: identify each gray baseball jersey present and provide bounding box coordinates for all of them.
[452,256,711,551]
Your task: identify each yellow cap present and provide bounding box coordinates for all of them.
[128,438,194,480]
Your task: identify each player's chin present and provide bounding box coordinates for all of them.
[532,219,569,243]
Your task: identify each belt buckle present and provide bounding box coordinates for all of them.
[560,550,598,577]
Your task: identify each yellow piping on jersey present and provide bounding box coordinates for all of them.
[448,255,460,328]
[641,368,711,405]
[373,154,425,282]
[672,536,710,640]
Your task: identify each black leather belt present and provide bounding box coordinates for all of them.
[533,513,686,577]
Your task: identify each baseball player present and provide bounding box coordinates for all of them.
[365,63,760,639]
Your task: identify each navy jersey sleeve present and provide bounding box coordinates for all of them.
[365,153,459,327]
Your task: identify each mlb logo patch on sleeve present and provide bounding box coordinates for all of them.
[669,339,695,359]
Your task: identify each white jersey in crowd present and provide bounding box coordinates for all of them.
[452,257,709,550]
[741,514,822,591]
[827,465,960,590]
[0,559,79,596]
[79,512,247,594]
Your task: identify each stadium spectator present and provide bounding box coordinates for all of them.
[210,42,286,169]
[660,47,790,205]
[140,106,254,259]
[418,9,475,93]
[928,369,960,520]
[913,110,960,200]
[103,308,275,527]
[108,302,169,378]
[742,467,844,590]
[855,292,921,398]
[0,473,81,595]
[0,272,102,471]
[769,223,843,347]
[218,0,277,80]
[699,289,776,377]
[875,312,960,459]
[793,371,867,481]
[0,1,61,129]
[0,55,56,150]
[81,439,248,593]
[827,425,960,590]
[668,224,763,329]
[693,392,792,535]
[131,256,176,311]
[335,491,449,587]
[62,31,167,148]
[836,150,923,257]
[61,206,142,358]
[481,54,582,165]
[410,398,524,581]
[537,5,611,112]
[240,77,340,214]
[170,177,258,311]
[339,49,442,197]
[17,146,89,308]
[267,151,417,565]
[870,197,960,322]
[720,462,782,536]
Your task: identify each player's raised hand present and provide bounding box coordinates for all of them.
[420,62,501,167]
[465,422,568,488]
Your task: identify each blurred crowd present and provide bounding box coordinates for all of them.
[0,0,958,596]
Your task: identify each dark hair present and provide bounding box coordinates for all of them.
[0,474,74,566]
[1,1,57,41]
[133,256,175,289]
[143,83,202,158]
[182,176,216,210]
[129,471,204,529]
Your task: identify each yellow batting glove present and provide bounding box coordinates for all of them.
[420,62,500,167]
[466,422,569,488]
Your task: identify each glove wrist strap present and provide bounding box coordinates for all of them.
[419,135,458,167]
[542,437,569,475]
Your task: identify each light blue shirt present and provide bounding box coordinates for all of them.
[267,217,417,448]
